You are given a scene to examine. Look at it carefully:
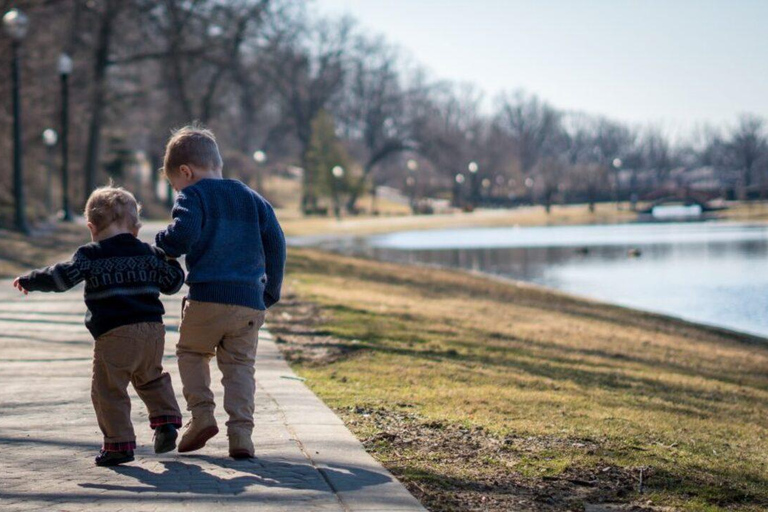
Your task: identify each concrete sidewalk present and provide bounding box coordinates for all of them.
[0,280,425,511]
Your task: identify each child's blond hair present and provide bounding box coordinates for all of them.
[85,186,142,233]
[162,123,223,177]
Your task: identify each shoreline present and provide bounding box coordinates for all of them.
[304,243,768,346]
[287,216,768,250]
[278,201,768,238]
[465,265,768,345]
[288,219,768,344]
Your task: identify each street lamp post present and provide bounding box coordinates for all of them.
[407,159,418,212]
[4,8,30,233]
[58,53,73,221]
[481,177,491,200]
[468,161,479,208]
[525,177,534,203]
[331,165,344,220]
[253,150,266,191]
[42,129,58,215]
[612,158,623,210]
[454,173,465,208]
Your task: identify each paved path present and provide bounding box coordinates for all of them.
[0,278,424,511]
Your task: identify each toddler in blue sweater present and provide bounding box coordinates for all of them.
[155,125,286,459]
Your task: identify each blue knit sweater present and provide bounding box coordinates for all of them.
[155,179,286,310]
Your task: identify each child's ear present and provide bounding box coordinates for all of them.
[86,222,98,238]
[179,164,194,181]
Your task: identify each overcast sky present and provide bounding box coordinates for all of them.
[314,0,768,136]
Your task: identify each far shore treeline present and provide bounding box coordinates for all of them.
[1,0,767,227]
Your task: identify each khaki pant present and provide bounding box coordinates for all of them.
[92,322,182,450]
[177,299,266,434]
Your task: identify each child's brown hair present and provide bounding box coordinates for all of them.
[162,124,223,177]
[85,186,142,233]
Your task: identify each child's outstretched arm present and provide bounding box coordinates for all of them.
[260,201,287,308]
[13,249,89,295]
[155,190,202,258]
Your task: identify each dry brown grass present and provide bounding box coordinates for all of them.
[277,203,638,237]
[272,248,768,511]
[0,222,90,278]
[718,201,768,222]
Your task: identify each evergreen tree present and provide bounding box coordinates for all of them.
[304,110,353,215]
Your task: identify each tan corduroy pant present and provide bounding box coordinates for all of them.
[176,299,266,434]
[92,322,182,450]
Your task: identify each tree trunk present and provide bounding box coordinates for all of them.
[300,146,317,215]
[83,1,121,204]
[345,163,373,213]
[544,188,553,214]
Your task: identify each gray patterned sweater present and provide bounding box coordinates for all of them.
[18,233,185,338]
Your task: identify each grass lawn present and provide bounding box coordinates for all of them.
[270,248,768,511]
[720,201,768,223]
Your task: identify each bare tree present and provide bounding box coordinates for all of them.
[82,0,125,203]
[495,91,561,178]
[563,114,607,211]
[411,84,485,207]
[537,155,567,213]
[495,91,564,208]
[128,0,271,124]
[639,126,673,188]
[260,15,352,213]
[728,114,767,198]
[336,36,417,212]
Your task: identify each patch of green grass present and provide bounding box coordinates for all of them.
[276,248,768,510]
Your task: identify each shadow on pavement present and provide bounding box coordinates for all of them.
[74,455,390,495]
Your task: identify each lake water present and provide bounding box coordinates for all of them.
[313,222,768,338]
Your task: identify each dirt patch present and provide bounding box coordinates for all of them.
[340,405,663,512]
[268,290,363,364]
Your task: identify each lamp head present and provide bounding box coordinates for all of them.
[58,53,73,75]
[3,9,29,41]
[253,150,266,163]
[42,129,58,147]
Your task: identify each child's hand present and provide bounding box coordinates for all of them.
[12,278,28,295]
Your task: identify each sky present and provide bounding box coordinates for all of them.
[314,0,768,137]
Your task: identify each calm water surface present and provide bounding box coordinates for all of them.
[316,222,768,338]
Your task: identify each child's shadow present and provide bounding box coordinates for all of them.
[79,455,389,495]
[79,460,270,495]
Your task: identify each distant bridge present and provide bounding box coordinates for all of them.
[638,188,725,214]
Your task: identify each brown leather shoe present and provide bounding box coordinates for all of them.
[228,430,254,459]
[178,414,219,453]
